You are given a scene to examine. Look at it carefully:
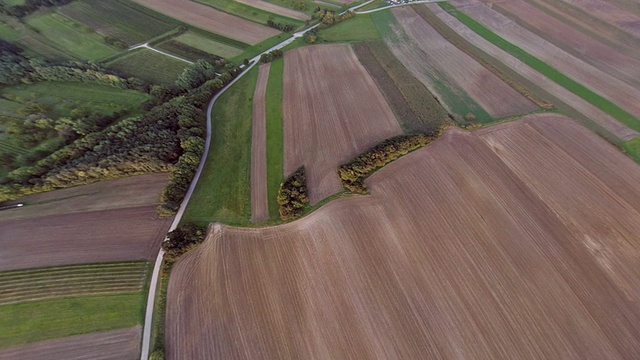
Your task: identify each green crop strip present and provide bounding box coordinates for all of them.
[439,2,640,132]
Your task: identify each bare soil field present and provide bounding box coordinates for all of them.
[491,0,640,88]
[251,63,270,223]
[282,44,402,204]
[0,206,170,271]
[167,114,640,359]
[449,0,640,119]
[235,0,310,20]
[131,0,279,44]
[392,7,537,119]
[561,0,640,38]
[1,173,168,221]
[429,4,639,141]
[0,326,141,360]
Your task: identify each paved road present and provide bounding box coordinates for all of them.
[139,1,375,358]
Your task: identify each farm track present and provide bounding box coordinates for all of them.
[282,44,403,204]
[428,4,639,141]
[167,114,640,359]
[250,63,271,223]
[0,326,141,360]
[131,0,279,45]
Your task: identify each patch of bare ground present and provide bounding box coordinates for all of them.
[449,0,640,119]
[490,0,640,88]
[282,44,402,204]
[167,114,640,359]
[251,64,270,223]
[392,7,537,118]
[131,0,279,45]
[429,3,639,141]
[0,326,141,360]
[236,0,310,20]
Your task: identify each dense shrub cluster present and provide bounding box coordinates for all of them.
[277,167,309,221]
[162,223,206,264]
[315,8,354,27]
[267,19,294,33]
[259,49,283,63]
[338,132,440,194]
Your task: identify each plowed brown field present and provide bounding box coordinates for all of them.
[167,114,640,359]
[132,0,279,44]
[282,45,402,204]
[0,326,141,360]
[251,63,270,223]
[562,0,640,37]
[392,6,537,118]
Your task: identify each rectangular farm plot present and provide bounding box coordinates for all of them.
[235,0,310,21]
[391,7,537,120]
[282,44,403,204]
[132,0,279,45]
[107,49,188,85]
[171,32,244,59]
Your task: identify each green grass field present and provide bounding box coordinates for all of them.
[2,82,151,119]
[182,67,259,226]
[1,0,26,6]
[265,58,284,219]
[440,2,640,132]
[58,0,178,46]
[195,0,304,28]
[0,21,21,41]
[623,137,640,163]
[24,12,119,61]
[0,293,144,348]
[107,49,189,85]
[172,32,244,59]
[317,13,381,42]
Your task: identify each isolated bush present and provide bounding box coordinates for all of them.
[162,223,206,264]
[277,167,309,221]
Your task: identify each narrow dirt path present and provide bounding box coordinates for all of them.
[251,63,272,223]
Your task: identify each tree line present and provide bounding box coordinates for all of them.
[277,166,309,221]
[0,0,74,17]
[259,49,283,64]
[338,132,441,194]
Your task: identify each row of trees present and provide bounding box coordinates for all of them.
[277,166,309,221]
[162,223,207,264]
[259,49,284,63]
[267,19,295,33]
[338,132,441,194]
[315,8,355,27]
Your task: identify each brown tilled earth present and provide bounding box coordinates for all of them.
[0,326,141,360]
[131,0,279,45]
[251,63,271,223]
[282,44,403,204]
[167,114,640,359]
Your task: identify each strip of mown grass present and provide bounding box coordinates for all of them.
[195,0,304,28]
[265,58,284,219]
[0,293,144,348]
[623,137,640,163]
[440,2,640,132]
[171,31,244,59]
[181,67,259,226]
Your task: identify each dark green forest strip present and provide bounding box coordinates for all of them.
[439,2,640,132]
[353,41,450,133]
[265,58,284,219]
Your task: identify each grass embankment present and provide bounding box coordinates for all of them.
[181,67,259,226]
[195,0,304,28]
[265,58,284,219]
[440,2,640,132]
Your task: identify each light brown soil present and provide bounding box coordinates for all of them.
[251,63,271,223]
[0,205,171,271]
[492,0,640,88]
[0,326,141,360]
[132,0,279,45]
[235,0,310,20]
[1,173,168,221]
[282,44,402,204]
[392,7,537,118]
[450,0,640,119]
[562,0,640,37]
[429,4,639,141]
[166,114,640,359]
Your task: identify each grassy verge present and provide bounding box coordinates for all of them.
[440,2,640,132]
[623,137,640,163]
[181,67,259,226]
[0,293,144,348]
[265,58,284,219]
[316,13,380,43]
[149,263,170,357]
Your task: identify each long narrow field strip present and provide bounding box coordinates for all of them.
[0,140,28,156]
[440,2,640,132]
[58,0,178,46]
[170,31,244,59]
[0,262,149,305]
[265,58,284,219]
[235,0,310,21]
[132,0,280,45]
[283,44,403,204]
[251,63,271,223]
[0,294,144,348]
[0,326,142,360]
[167,114,640,359]
[107,49,188,85]
[181,67,259,226]
[196,0,305,27]
[560,0,640,38]
[392,7,537,119]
